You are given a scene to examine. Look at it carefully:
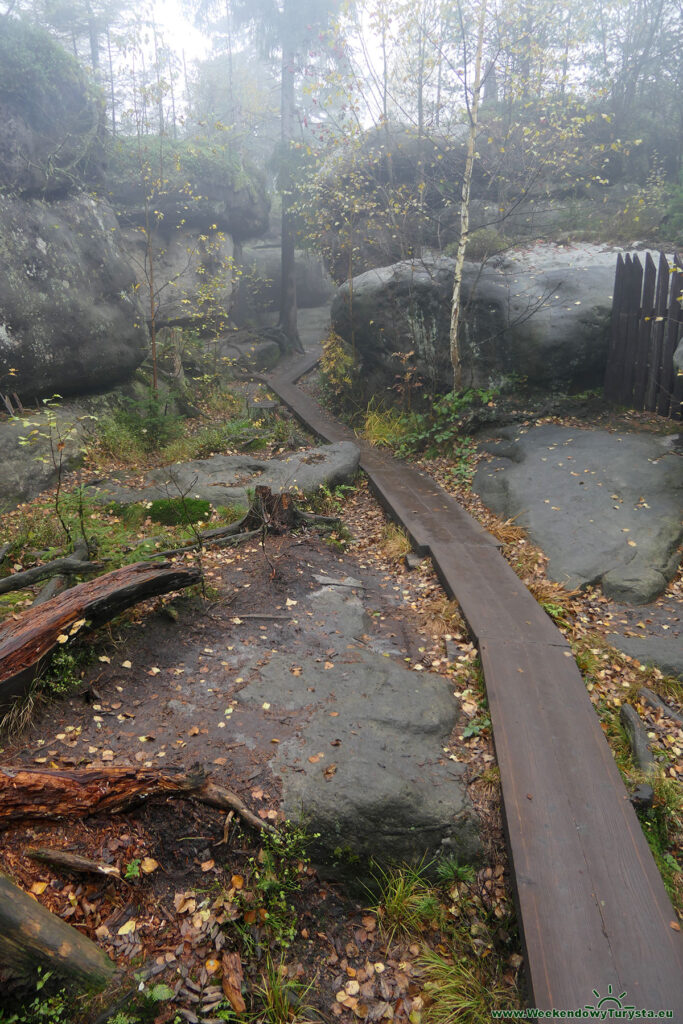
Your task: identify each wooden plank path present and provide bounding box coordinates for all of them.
[266,347,683,1016]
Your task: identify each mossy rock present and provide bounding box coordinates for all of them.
[106,135,269,238]
[0,20,104,193]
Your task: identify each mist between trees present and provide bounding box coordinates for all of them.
[1,0,681,375]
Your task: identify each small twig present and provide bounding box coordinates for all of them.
[28,847,122,880]
[215,810,234,847]
[639,687,683,728]
[232,613,294,620]
[152,529,261,559]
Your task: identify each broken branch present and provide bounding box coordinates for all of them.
[0,557,105,596]
[0,765,274,833]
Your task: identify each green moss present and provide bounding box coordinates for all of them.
[147,497,212,525]
[107,497,213,526]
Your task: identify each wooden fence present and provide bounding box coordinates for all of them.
[604,251,682,419]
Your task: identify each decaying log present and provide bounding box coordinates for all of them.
[0,560,202,708]
[28,847,122,880]
[0,556,105,596]
[0,764,273,833]
[0,872,116,989]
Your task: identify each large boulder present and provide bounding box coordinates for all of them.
[331,245,617,396]
[107,138,270,332]
[0,21,104,195]
[0,193,148,400]
[119,224,237,330]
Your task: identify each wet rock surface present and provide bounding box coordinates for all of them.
[87,442,361,508]
[238,582,480,885]
[474,424,682,604]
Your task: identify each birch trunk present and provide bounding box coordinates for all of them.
[449,0,488,391]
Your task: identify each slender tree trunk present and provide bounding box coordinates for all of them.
[225,0,235,124]
[152,20,165,135]
[435,12,443,128]
[183,49,191,110]
[169,55,178,139]
[279,43,302,352]
[416,9,426,257]
[106,27,116,136]
[84,0,100,76]
[449,0,487,391]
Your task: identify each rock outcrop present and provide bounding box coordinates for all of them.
[106,139,271,333]
[0,194,148,400]
[331,245,616,396]
[0,22,148,401]
[236,243,334,323]
[237,583,481,885]
[0,21,104,196]
[474,425,682,603]
[87,442,361,509]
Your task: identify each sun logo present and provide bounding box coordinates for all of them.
[585,984,635,1013]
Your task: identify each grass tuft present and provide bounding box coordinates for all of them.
[371,861,442,942]
[380,522,412,562]
[420,946,511,1024]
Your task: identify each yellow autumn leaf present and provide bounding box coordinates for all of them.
[31,881,48,895]
[141,857,159,874]
[117,919,137,936]
[57,634,69,644]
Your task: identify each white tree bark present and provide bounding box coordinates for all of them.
[449,0,488,390]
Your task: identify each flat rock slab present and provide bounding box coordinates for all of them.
[474,425,682,604]
[238,586,480,885]
[607,634,683,680]
[86,442,360,508]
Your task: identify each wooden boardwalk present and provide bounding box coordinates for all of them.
[266,348,683,1016]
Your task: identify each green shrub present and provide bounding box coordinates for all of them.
[398,387,498,457]
[464,227,512,261]
[319,330,363,413]
[114,390,185,453]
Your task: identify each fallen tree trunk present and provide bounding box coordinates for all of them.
[0,872,116,989]
[0,764,273,833]
[0,561,201,709]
